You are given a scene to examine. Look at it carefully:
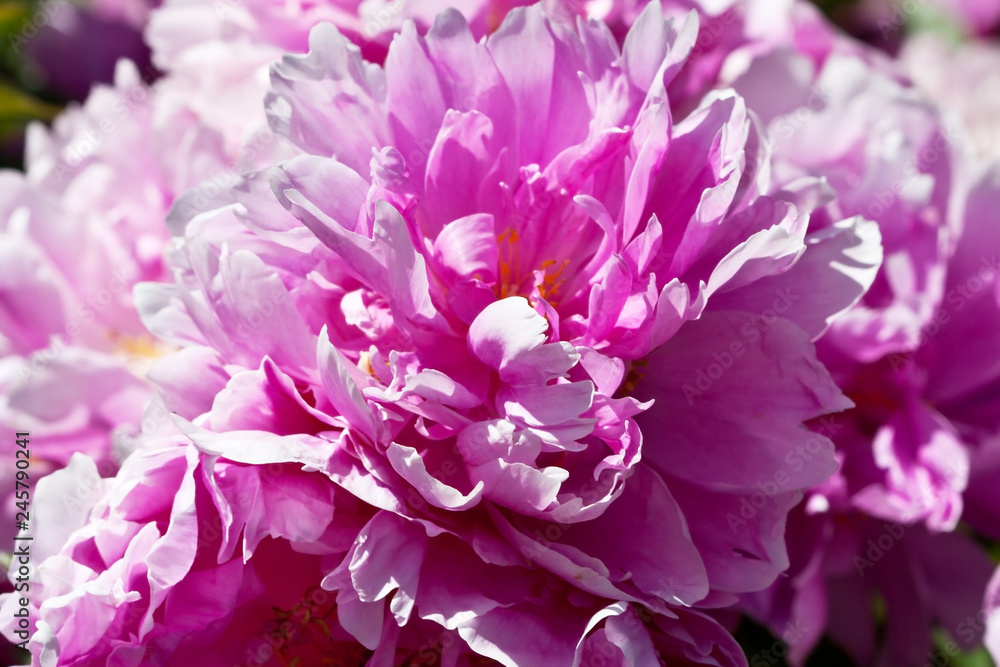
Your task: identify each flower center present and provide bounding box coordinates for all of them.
[496,228,570,305]
[616,358,649,397]
[536,258,572,307]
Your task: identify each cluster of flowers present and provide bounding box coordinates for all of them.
[2,0,1000,664]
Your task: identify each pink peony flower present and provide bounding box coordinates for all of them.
[710,18,1000,666]
[0,440,389,666]
[244,0,875,597]
[7,0,999,664]
[76,2,883,662]
[0,60,228,550]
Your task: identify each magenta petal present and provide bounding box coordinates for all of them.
[712,216,882,341]
[467,296,550,375]
[432,212,500,284]
[424,110,505,229]
[213,247,316,373]
[343,512,429,624]
[276,160,446,333]
[384,21,447,182]
[487,5,590,166]
[211,459,335,559]
[209,357,333,435]
[603,605,662,665]
[850,401,968,531]
[668,476,800,595]
[460,602,596,667]
[560,465,710,606]
[317,326,379,441]
[148,346,229,419]
[386,442,485,510]
[267,22,389,175]
[651,607,749,667]
[637,311,849,492]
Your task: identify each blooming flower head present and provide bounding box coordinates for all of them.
[9,0,1000,664]
[65,1,888,662]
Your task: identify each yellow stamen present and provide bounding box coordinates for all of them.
[109,332,174,379]
[496,228,570,305]
[537,258,571,306]
[358,351,376,377]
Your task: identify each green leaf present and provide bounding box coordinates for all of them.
[0,1,31,62]
[932,627,998,667]
[948,647,995,667]
[0,80,59,138]
[907,4,967,43]
[0,1,30,31]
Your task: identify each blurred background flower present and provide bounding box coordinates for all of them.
[0,0,156,167]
